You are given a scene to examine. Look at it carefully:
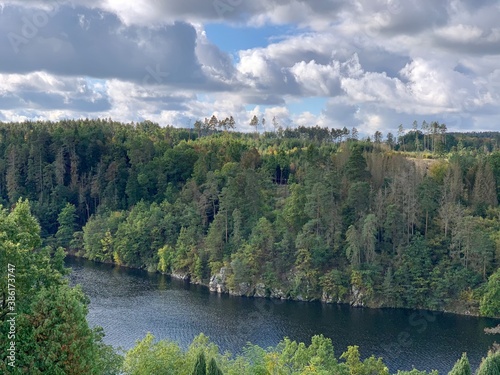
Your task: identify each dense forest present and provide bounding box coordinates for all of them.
[1,199,500,374]
[0,119,500,317]
[1,119,500,373]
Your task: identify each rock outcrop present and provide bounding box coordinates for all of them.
[254,283,266,298]
[209,267,228,293]
[350,285,365,307]
[171,272,190,281]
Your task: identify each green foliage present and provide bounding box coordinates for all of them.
[339,345,388,375]
[120,332,500,375]
[476,351,500,375]
[345,145,370,181]
[395,370,439,375]
[14,285,117,374]
[0,199,120,375]
[394,235,433,308]
[56,203,77,249]
[207,358,224,375]
[448,353,471,375]
[123,333,185,375]
[192,352,207,375]
[480,268,500,317]
[1,120,500,317]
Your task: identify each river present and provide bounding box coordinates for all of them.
[66,256,499,373]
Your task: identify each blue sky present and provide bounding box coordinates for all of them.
[204,23,298,57]
[0,1,499,134]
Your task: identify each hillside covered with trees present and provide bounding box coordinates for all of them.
[1,200,500,374]
[1,119,500,317]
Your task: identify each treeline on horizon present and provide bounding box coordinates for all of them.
[0,119,500,317]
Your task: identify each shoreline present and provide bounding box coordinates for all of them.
[66,253,497,320]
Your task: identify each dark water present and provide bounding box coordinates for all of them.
[66,256,499,374]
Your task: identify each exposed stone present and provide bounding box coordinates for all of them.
[322,291,334,304]
[238,283,254,297]
[171,272,190,281]
[350,285,365,307]
[209,267,228,293]
[270,288,287,299]
[254,283,266,298]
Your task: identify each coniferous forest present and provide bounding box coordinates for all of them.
[1,118,500,374]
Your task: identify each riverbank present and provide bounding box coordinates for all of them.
[68,253,486,319]
[65,254,500,374]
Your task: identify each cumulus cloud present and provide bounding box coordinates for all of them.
[0,0,499,133]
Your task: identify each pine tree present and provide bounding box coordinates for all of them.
[250,115,259,137]
[472,159,498,213]
[208,358,224,375]
[480,269,500,317]
[448,353,471,375]
[192,352,207,375]
[476,352,500,375]
[362,214,377,264]
[56,202,77,249]
[346,224,361,267]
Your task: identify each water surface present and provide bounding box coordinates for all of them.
[66,256,499,373]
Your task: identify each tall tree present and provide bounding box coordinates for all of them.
[207,358,224,375]
[386,132,395,150]
[412,120,420,151]
[249,115,259,137]
[448,353,471,375]
[472,159,498,212]
[56,202,77,249]
[422,120,429,150]
[480,268,500,317]
[362,214,378,264]
[192,352,207,375]
[346,224,361,267]
[398,124,405,151]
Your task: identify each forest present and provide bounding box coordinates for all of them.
[0,119,500,316]
[1,196,500,374]
[1,119,500,373]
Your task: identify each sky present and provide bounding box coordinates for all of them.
[0,0,499,135]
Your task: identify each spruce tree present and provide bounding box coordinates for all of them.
[208,358,224,375]
[55,202,77,249]
[448,353,471,375]
[192,352,207,375]
[476,352,500,375]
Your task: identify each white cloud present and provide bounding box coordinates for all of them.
[436,24,483,43]
[0,0,499,134]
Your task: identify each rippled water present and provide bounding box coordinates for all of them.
[66,256,499,373]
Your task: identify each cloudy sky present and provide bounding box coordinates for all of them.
[0,0,499,135]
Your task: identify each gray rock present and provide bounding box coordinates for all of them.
[322,291,334,304]
[209,267,228,293]
[254,283,266,298]
[270,288,287,299]
[237,282,253,296]
[171,272,190,281]
[350,285,365,307]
